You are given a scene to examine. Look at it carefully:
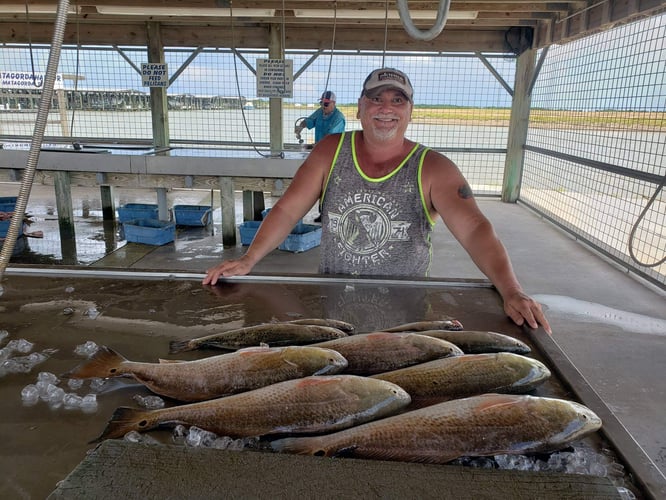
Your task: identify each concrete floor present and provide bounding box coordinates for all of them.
[3,185,666,497]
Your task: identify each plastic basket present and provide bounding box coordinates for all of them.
[123,218,175,245]
[0,218,24,238]
[173,205,212,227]
[117,203,159,223]
[239,221,262,246]
[278,224,322,253]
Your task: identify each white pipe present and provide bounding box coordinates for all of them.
[396,0,451,41]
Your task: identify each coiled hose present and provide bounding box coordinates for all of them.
[0,0,70,283]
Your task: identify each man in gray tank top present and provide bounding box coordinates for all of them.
[204,68,551,335]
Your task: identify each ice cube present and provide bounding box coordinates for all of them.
[67,378,84,390]
[21,384,40,404]
[63,393,83,408]
[88,378,107,392]
[38,372,59,385]
[74,341,99,357]
[185,426,218,448]
[133,394,165,410]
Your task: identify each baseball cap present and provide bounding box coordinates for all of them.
[362,68,413,102]
[320,90,336,103]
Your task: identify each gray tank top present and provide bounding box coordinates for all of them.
[319,131,434,277]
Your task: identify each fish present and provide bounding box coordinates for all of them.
[92,375,411,442]
[312,331,463,375]
[169,323,348,353]
[286,318,356,334]
[417,330,531,354]
[382,319,464,332]
[371,352,550,406]
[270,393,602,463]
[61,345,348,402]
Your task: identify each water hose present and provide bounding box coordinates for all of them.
[396,0,451,41]
[0,0,70,284]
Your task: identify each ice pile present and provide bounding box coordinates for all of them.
[171,425,256,451]
[20,371,99,414]
[452,441,636,498]
[0,332,56,377]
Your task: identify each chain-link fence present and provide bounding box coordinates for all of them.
[523,13,666,289]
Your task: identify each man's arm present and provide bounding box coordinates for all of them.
[202,135,339,285]
[423,152,552,334]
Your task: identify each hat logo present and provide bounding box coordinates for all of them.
[377,71,406,85]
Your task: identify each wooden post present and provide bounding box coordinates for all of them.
[502,49,535,203]
[219,177,236,246]
[100,185,115,221]
[53,170,77,264]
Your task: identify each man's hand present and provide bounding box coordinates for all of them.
[202,255,254,286]
[503,289,552,335]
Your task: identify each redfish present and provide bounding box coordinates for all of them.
[383,319,463,332]
[62,345,347,402]
[271,393,602,463]
[169,323,348,353]
[418,330,531,354]
[371,352,550,406]
[313,331,463,375]
[92,375,411,442]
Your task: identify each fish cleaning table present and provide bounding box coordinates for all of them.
[0,269,662,499]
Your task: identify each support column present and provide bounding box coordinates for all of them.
[100,185,115,220]
[219,177,236,247]
[53,170,77,264]
[156,187,169,221]
[502,49,536,202]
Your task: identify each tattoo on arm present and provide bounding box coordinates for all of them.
[457,183,474,199]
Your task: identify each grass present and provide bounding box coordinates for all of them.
[332,105,665,131]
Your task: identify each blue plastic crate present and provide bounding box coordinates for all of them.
[261,208,305,231]
[173,205,212,227]
[0,196,18,205]
[0,218,23,238]
[239,221,262,246]
[278,224,322,253]
[123,219,175,246]
[117,203,159,223]
[0,203,17,213]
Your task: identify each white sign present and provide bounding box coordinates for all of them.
[0,71,64,89]
[141,63,169,87]
[256,59,293,98]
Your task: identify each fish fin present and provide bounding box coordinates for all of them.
[158,358,186,364]
[168,339,195,354]
[60,345,127,379]
[89,406,154,443]
[270,436,324,455]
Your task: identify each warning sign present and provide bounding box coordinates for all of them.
[141,63,169,87]
[256,59,293,98]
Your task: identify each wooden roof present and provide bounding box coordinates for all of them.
[1,0,665,53]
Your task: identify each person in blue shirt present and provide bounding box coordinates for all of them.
[296,90,346,221]
[296,91,346,144]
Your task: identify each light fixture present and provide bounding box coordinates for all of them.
[293,9,478,20]
[95,7,275,17]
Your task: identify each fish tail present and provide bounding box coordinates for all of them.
[270,436,327,456]
[168,339,196,353]
[61,345,127,379]
[90,406,156,443]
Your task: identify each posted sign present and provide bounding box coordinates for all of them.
[256,59,293,98]
[141,63,168,87]
[1,71,63,89]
